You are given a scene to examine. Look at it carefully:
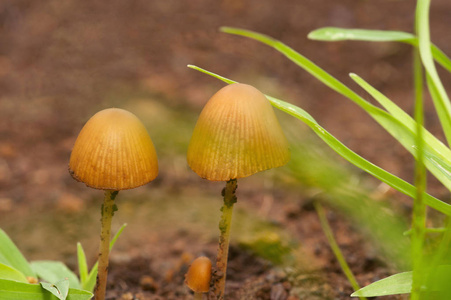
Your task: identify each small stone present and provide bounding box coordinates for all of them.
[119,292,134,300]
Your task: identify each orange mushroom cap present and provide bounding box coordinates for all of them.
[185,256,212,293]
[187,83,290,181]
[69,108,158,190]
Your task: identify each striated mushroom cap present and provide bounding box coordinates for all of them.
[185,256,212,293]
[69,108,158,190]
[187,83,290,181]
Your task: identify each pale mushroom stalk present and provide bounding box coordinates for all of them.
[187,83,290,300]
[94,190,118,300]
[69,108,159,300]
[215,179,237,299]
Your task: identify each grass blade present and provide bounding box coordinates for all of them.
[0,263,28,283]
[83,223,127,292]
[416,0,451,145]
[187,65,451,216]
[308,27,451,73]
[0,229,35,278]
[349,73,451,190]
[219,27,451,190]
[314,202,367,300]
[0,279,93,300]
[308,27,414,42]
[351,272,412,297]
[76,243,88,287]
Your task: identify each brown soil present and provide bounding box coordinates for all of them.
[1,0,451,299]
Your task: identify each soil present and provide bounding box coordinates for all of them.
[1,0,451,299]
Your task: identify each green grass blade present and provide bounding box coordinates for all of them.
[416,0,451,145]
[187,65,451,216]
[351,272,412,297]
[0,279,92,300]
[314,202,367,300]
[76,243,88,287]
[410,46,427,300]
[308,27,451,73]
[219,27,451,190]
[0,229,35,278]
[0,263,28,283]
[83,223,127,292]
[350,73,451,190]
[31,261,80,290]
[308,27,414,42]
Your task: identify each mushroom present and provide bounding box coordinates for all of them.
[185,256,212,299]
[69,108,158,300]
[187,83,290,299]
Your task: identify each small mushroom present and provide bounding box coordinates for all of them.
[69,108,158,300]
[185,256,212,300]
[187,83,289,299]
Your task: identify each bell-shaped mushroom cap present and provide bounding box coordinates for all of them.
[187,83,290,181]
[69,108,158,190]
[185,256,212,293]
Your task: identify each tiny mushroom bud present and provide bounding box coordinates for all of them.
[69,108,158,300]
[185,256,212,298]
[187,83,290,299]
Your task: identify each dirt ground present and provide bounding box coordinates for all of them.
[1,0,451,299]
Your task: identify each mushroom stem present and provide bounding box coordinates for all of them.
[214,179,238,299]
[94,190,119,300]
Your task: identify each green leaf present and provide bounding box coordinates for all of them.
[0,279,92,300]
[31,261,80,290]
[308,27,414,42]
[351,272,412,297]
[307,27,451,73]
[41,279,69,300]
[352,265,451,297]
[187,65,451,216]
[0,229,35,278]
[83,223,127,292]
[76,243,88,286]
[0,263,28,283]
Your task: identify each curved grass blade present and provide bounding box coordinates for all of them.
[187,65,451,216]
[351,272,412,297]
[76,243,88,287]
[417,0,451,145]
[219,27,451,190]
[308,27,451,73]
[0,263,28,283]
[350,73,451,188]
[314,202,367,300]
[83,223,127,292]
[0,229,35,278]
[0,279,92,300]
